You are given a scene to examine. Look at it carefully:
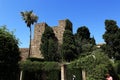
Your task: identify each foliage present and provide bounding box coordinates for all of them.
[62,30,77,62]
[22,71,42,80]
[61,19,75,62]
[22,69,60,80]
[21,10,38,58]
[81,44,94,53]
[46,70,60,80]
[68,49,118,80]
[75,26,96,56]
[76,26,90,40]
[90,37,96,45]
[65,19,73,31]
[19,60,60,72]
[21,10,38,27]
[103,20,120,60]
[66,68,82,80]
[20,60,60,80]
[40,26,60,61]
[113,60,120,79]
[0,26,21,80]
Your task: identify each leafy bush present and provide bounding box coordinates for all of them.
[0,26,21,80]
[19,60,60,72]
[19,60,60,80]
[68,49,118,80]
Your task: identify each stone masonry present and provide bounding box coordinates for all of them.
[28,19,70,58]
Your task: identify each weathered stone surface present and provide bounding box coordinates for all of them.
[20,19,71,60]
[19,48,29,61]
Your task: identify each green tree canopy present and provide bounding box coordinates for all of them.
[61,19,80,62]
[65,19,73,31]
[75,26,96,56]
[21,10,38,27]
[76,26,90,40]
[0,26,21,80]
[62,30,77,62]
[103,20,120,60]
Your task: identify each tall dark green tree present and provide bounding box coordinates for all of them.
[65,19,73,31]
[76,26,90,40]
[61,20,77,62]
[40,26,59,61]
[62,30,77,62]
[75,26,96,56]
[21,10,38,58]
[0,26,21,80]
[103,20,120,60]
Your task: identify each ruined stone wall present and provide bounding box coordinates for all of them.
[52,20,66,44]
[18,19,70,59]
[31,23,47,58]
[30,20,68,58]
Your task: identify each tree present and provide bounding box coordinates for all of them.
[0,26,21,80]
[76,26,90,40]
[40,26,59,61]
[75,26,96,56]
[103,20,120,60]
[65,19,73,31]
[21,10,38,58]
[62,30,77,62]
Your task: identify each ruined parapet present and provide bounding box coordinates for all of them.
[31,23,47,58]
[52,20,66,44]
[21,19,72,59]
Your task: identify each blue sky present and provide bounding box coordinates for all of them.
[0,0,120,48]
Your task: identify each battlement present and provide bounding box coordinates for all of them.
[58,20,67,27]
[21,19,72,59]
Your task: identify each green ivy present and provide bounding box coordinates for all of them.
[68,49,114,80]
[19,60,60,72]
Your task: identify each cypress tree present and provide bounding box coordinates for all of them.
[61,19,77,62]
[40,26,59,61]
[103,20,120,60]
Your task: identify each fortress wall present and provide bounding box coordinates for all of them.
[52,20,66,44]
[21,19,70,59]
[31,23,47,58]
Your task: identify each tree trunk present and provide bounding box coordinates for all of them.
[28,27,32,58]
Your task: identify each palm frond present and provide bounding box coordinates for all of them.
[20,10,38,27]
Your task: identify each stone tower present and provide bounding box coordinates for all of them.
[30,19,72,58]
